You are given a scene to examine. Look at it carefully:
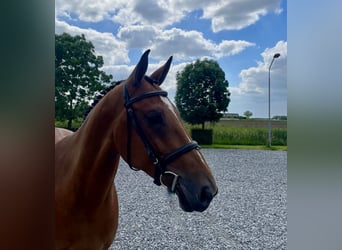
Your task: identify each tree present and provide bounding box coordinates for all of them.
[175,59,230,129]
[55,33,113,129]
[244,110,253,119]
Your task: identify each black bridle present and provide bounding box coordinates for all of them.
[123,77,199,192]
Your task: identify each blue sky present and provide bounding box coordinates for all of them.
[55,0,287,118]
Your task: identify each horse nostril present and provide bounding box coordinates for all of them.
[199,187,213,204]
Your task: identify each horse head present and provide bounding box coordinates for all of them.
[116,50,218,212]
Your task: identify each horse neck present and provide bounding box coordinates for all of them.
[70,84,125,203]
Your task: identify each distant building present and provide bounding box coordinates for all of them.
[222,113,240,119]
[272,115,287,120]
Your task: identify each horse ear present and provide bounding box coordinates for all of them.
[132,49,150,87]
[149,56,173,86]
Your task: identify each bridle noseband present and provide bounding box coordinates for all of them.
[123,77,199,192]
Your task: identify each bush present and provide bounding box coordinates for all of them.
[191,129,213,145]
[54,118,83,131]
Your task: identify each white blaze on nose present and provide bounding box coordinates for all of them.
[160,96,177,116]
[160,96,192,142]
[196,150,208,166]
[160,96,207,165]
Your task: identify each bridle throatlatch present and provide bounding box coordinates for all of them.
[123,79,199,192]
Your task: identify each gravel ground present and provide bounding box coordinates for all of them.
[110,149,287,250]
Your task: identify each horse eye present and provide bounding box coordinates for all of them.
[144,110,164,127]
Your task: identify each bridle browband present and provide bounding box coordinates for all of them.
[123,76,199,192]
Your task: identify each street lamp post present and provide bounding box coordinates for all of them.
[268,53,280,147]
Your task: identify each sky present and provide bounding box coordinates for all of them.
[55,0,287,118]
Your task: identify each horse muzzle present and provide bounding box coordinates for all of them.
[174,178,218,212]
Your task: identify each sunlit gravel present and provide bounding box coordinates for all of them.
[110,149,287,249]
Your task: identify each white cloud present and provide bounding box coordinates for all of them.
[117,25,158,48]
[202,0,283,32]
[133,0,180,25]
[55,0,282,32]
[237,41,287,95]
[228,41,287,117]
[55,0,125,22]
[118,26,254,61]
[216,40,255,57]
[55,20,254,98]
[55,0,185,27]
[55,20,129,66]
[102,65,134,81]
[113,0,186,27]
[52,19,252,72]
[150,28,215,60]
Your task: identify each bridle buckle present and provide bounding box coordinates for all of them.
[160,171,179,193]
[152,158,159,165]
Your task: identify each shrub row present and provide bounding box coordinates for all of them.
[191,129,213,145]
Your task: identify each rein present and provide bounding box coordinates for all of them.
[123,77,199,192]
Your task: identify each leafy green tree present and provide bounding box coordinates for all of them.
[55,33,113,129]
[175,59,230,129]
[244,110,253,119]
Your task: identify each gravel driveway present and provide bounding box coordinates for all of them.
[110,149,287,249]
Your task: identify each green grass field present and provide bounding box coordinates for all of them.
[186,119,287,149]
[212,126,287,146]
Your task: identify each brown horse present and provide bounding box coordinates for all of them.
[55,50,218,249]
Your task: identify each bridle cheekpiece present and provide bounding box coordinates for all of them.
[123,77,199,193]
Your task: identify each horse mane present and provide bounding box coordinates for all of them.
[83,80,123,121]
